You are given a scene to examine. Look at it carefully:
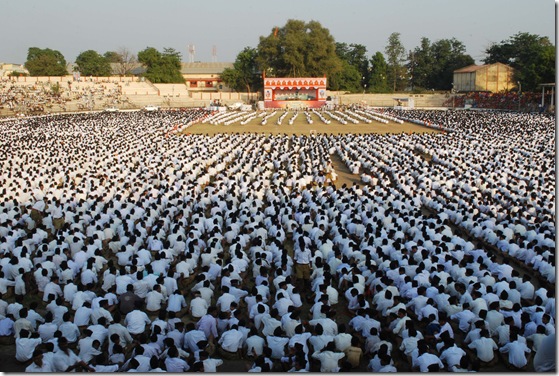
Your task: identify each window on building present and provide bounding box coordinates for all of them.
[205,81,213,88]
[190,81,198,88]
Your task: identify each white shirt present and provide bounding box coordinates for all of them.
[219,329,244,352]
[334,332,352,352]
[16,336,42,362]
[439,345,466,369]
[57,320,79,343]
[73,306,92,326]
[245,334,266,357]
[165,356,189,372]
[500,340,531,368]
[145,290,165,311]
[202,357,223,372]
[415,352,444,372]
[266,335,289,359]
[190,297,209,318]
[167,293,187,312]
[124,310,150,335]
[468,337,497,362]
[312,350,345,372]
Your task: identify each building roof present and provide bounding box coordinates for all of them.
[454,64,487,73]
[454,62,511,73]
[181,62,233,74]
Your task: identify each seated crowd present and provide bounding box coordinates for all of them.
[0,108,554,372]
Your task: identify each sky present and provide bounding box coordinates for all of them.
[0,0,556,65]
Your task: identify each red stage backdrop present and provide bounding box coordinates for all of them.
[263,75,327,109]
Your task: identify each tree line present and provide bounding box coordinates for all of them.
[21,19,554,93]
[23,46,185,84]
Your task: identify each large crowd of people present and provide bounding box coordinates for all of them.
[0,79,69,114]
[0,78,130,115]
[0,107,554,372]
[444,91,549,112]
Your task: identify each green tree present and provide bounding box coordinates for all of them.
[255,19,342,82]
[25,47,68,76]
[407,37,434,91]
[335,43,370,92]
[138,47,184,83]
[484,32,555,91]
[221,47,260,93]
[328,60,362,92]
[368,52,390,92]
[429,38,474,90]
[104,51,120,63]
[385,32,407,92]
[75,50,112,76]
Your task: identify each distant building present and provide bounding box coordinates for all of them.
[453,62,516,93]
[181,62,233,92]
[0,63,29,77]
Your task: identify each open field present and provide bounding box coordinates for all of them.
[183,109,441,136]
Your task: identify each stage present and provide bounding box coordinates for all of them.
[263,75,327,109]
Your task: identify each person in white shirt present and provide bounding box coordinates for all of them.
[438,338,466,370]
[13,308,34,338]
[78,335,102,363]
[245,327,266,358]
[274,292,295,317]
[145,284,166,313]
[53,337,95,372]
[25,350,55,372]
[167,290,188,315]
[37,312,58,343]
[196,306,218,343]
[58,312,80,344]
[124,302,151,337]
[190,291,209,319]
[200,350,223,372]
[533,333,556,372]
[42,276,63,302]
[15,329,42,362]
[334,323,353,352]
[311,341,345,372]
[266,327,290,360]
[183,322,207,353]
[467,329,498,366]
[218,324,244,359]
[413,341,444,372]
[164,345,189,372]
[499,331,531,369]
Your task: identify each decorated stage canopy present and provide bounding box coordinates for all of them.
[263,75,327,109]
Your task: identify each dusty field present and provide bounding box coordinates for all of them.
[182,109,440,136]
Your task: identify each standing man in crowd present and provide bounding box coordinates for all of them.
[294,237,312,295]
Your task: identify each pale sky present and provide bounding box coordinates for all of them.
[1,0,556,65]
